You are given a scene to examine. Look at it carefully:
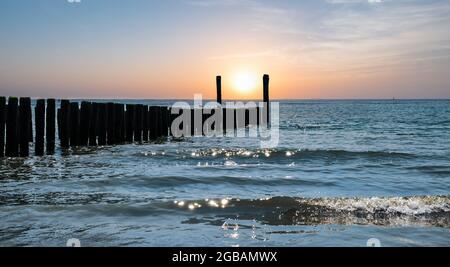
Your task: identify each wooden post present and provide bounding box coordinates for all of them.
[79,101,91,146]
[159,107,164,137]
[19,97,31,157]
[57,108,61,141]
[89,103,98,146]
[156,107,164,137]
[142,105,149,142]
[168,107,176,137]
[216,76,222,104]
[69,102,80,147]
[28,101,33,142]
[149,106,157,140]
[46,99,55,154]
[245,109,250,127]
[134,104,143,143]
[263,74,270,124]
[98,103,107,146]
[122,105,126,143]
[106,103,115,145]
[5,97,19,157]
[60,100,70,148]
[34,99,45,156]
[256,106,259,127]
[162,107,169,137]
[114,104,124,144]
[0,97,5,157]
[125,104,134,142]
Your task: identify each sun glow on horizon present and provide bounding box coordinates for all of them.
[231,71,258,95]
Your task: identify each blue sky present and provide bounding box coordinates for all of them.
[0,0,449,99]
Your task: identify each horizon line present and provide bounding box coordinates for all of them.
[5,97,449,101]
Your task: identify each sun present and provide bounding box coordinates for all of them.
[232,71,258,94]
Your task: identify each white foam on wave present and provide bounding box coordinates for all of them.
[298,196,450,215]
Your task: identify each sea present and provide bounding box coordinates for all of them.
[0,99,449,247]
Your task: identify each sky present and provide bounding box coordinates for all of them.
[0,0,449,99]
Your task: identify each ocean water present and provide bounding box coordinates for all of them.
[0,100,449,247]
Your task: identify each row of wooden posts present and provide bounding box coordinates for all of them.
[0,98,268,158]
[0,97,172,157]
[0,74,270,158]
[58,101,171,149]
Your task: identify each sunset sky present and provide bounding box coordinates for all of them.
[0,0,449,99]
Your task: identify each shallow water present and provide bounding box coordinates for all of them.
[0,100,449,246]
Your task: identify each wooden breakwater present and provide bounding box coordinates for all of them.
[0,74,271,157]
[0,97,172,157]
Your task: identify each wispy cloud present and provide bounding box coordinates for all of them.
[202,0,450,77]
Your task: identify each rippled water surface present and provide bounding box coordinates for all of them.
[1,100,449,246]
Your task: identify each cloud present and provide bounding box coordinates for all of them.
[184,0,450,77]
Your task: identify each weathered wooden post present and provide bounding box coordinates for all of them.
[125,104,134,143]
[19,97,31,157]
[106,103,115,145]
[202,110,208,136]
[89,103,98,146]
[98,103,107,146]
[216,76,222,104]
[156,106,162,138]
[79,101,91,146]
[134,104,143,143]
[142,105,148,142]
[60,100,70,148]
[159,107,165,137]
[69,102,80,147]
[27,101,33,142]
[190,108,195,136]
[162,107,169,137]
[122,105,126,143]
[149,106,157,140]
[0,97,5,157]
[57,108,61,140]
[263,74,270,124]
[114,104,124,144]
[5,97,19,157]
[46,99,55,154]
[35,99,45,156]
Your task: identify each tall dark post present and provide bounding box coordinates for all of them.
[57,108,61,140]
[122,105,126,143]
[142,105,149,142]
[98,103,107,146]
[19,97,31,157]
[69,102,80,147]
[162,107,169,137]
[5,97,19,157]
[46,99,56,154]
[27,101,33,142]
[114,104,124,144]
[106,103,115,145]
[263,74,270,124]
[125,104,134,142]
[149,106,157,140]
[216,76,222,104]
[60,100,70,148]
[89,103,98,146]
[134,104,143,143]
[79,101,91,146]
[157,107,164,137]
[0,97,5,157]
[34,99,45,156]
